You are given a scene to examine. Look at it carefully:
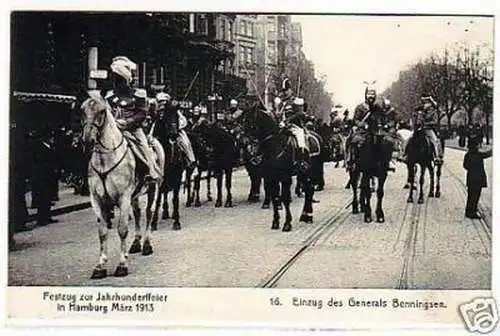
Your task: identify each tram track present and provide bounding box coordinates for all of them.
[396,197,427,289]
[258,197,353,288]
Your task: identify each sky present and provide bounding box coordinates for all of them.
[292,15,494,112]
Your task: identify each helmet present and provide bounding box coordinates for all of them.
[384,98,391,109]
[110,56,137,83]
[364,82,377,103]
[293,97,304,106]
[230,99,238,107]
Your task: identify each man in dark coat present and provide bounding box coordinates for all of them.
[32,130,59,226]
[462,138,492,219]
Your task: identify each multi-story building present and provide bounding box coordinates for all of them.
[233,15,258,97]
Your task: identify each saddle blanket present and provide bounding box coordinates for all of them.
[307,134,321,157]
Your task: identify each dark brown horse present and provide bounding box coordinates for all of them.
[247,106,315,231]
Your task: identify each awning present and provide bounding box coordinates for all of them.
[13,92,77,105]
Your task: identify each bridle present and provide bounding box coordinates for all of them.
[83,100,125,153]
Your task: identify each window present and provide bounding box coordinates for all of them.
[267,43,276,63]
[239,20,246,35]
[220,19,226,40]
[246,47,254,64]
[196,14,208,35]
[228,22,233,42]
[248,22,254,37]
[239,46,245,64]
[269,21,276,32]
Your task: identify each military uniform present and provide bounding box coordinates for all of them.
[414,96,443,163]
[346,94,397,170]
[105,88,160,179]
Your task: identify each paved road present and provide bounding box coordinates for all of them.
[8,148,492,289]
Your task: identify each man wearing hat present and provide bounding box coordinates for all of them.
[346,84,396,171]
[404,95,443,164]
[105,56,160,180]
[156,92,196,169]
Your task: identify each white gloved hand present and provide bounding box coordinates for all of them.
[279,121,285,128]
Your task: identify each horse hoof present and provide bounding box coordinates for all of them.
[215,200,222,208]
[345,183,351,189]
[403,184,410,189]
[162,212,170,219]
[271,222,279,230]
[428,192,434,198]
[352,207,359,214]
[299,214,313,223]
[364,216,373,223]
[90,267,107,279]
[277,204,283,210]
[377,216,385,223]
[248,195,260,203]
[224,200,232,208]
[114,265,128,277]
[173,222,181,230]
[186,202,192,208]
[262,203,270,209]
[435,191,441,198]
[194,201,201,207]
[151,223,158,232]
[407,198,413,203]
[129,239,142,254]
[418,198,424,204]
[282,224,292,232]
[142,241,153,256]
[207,196,213,202]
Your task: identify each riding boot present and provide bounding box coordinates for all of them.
[388,159,396,172]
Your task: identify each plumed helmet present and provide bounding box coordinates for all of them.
[281,77,292,92]
[110,56,137,83]
[364,81,377,101]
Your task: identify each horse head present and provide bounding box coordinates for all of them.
[80,91,114,150]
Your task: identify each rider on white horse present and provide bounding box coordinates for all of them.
[105,55,160,180]
[155,91,196,169]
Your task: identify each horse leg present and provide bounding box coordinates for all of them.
[172,182,181,231]
[351,170,360,214]
[152,182,164,230]
[404,163,411,189]
[224,168,233,207]
[206,170,213,201]
[271,181,280,229]
[376,174,387,223]
[299,174,314,224]
[115,197,131,277]
[407,163,415,203]
[214,169,223,207]
[435,163,442,198]
[142,186,157,256]
[194,173,201,207]
[282,177,293,232]
[262,177,271,209]
[185,168,193,207]
[428,163,435,198]
[295,176,303,197]
[90,196,110,279]
[361,175,372,223]
[129,197,142,254]
[418,165,425,204]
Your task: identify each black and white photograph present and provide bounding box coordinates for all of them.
[7,11,494,290]
[4,9,498,333]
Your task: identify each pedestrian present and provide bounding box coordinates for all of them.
[31,130,59,226]
[462,137,492,219]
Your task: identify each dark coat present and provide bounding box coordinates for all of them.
[463,148,492,188]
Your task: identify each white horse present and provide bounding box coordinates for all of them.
[81,91,165,279]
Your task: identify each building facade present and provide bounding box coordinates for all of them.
[233,15,258,98]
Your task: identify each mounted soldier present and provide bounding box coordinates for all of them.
[156,93,196,169]
[278,78,309,171]
[104,56,160,180]
[346,84,397,172]
[406,95,443,164]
